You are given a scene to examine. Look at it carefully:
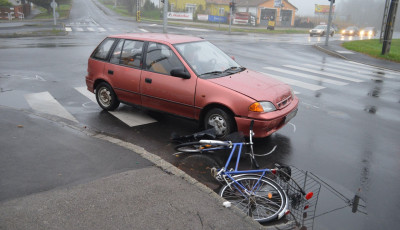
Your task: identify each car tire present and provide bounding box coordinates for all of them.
[321,32,325,37]
[204,108,236,138]
[95,82,120,111]
[309,34,313,37]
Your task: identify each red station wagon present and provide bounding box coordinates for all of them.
[86,33,298,138]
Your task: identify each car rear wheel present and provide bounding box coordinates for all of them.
[204,108,235,137]
[96,82,120,111]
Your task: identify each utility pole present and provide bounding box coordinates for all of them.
[229,1,234,35]
[382,0,399,55]
[324,0,334,46]
[162,0,168,33]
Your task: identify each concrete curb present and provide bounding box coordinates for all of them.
[313,44,348,60]
[93,134,294,230]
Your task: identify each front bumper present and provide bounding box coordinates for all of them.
[235,98,299,138]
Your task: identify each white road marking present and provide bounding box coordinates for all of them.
[65,27,72,32]
[260,71,325,91]
[98,27,107,32]
[109,110,156,127]
[75,87,96,103]
[75,87,157,127]
[284,65,363,83]
[87,27,95,32]
[338,61,397,77]
[182,27,212,32]
[336,50,355,54]
[303,64,381,81]
[75,27,84,32]
[25,92,78,123]
[346,61,400,76]
[263,67,347,86]
[139,28,149,33]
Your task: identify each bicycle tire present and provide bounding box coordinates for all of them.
[219,175,288,223]
[175,141,228,153]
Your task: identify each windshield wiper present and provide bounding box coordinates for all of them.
[199,71,223,77]
[223,66,245,73]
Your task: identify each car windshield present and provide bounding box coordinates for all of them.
[174,41,243,78]
[315,25,326,29]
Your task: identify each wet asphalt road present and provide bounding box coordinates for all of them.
[1,0,400,229]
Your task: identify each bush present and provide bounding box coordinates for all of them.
[0,0,12,7]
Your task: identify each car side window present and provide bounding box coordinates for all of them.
[120,40,144,68]
[110,39,124,64]
[92,38,115,60]
[110,40,144,68]
[145,42,184,75]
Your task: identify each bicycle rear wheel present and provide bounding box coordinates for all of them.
[219,175,288,223]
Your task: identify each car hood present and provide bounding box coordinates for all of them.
[208,69,292,105]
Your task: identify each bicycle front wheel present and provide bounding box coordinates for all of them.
[219,175,288,223]
[175,141,228,153]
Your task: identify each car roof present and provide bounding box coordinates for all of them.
[108,33,204,45]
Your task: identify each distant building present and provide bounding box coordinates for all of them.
[235,0,297,26]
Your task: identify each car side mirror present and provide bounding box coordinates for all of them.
[170,68,191,79]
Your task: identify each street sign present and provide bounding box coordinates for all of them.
[274,0,282,8]
[51,1,58,9]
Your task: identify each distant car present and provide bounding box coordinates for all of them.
[309,25,335,37]
[359,27,377,37]
[341,26,359,36]
[86,33,299,138]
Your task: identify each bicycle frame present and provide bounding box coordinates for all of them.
[216,142,289,220]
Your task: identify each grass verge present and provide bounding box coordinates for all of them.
[342,39,400,63]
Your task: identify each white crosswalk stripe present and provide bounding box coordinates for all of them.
[263,67,348,86]
[74,87,156,127]
[303,64,381,81]
[260,60,400,96]
[260,72,325,91]
[284,65,363,83]
[338,61,397,78]
[25,92,78,123]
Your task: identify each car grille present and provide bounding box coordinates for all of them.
[277,94,292,109]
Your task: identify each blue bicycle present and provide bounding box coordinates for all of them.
[175,121,313,223]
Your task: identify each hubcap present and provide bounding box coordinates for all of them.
[98,87,111,107]
[208,115,227,136]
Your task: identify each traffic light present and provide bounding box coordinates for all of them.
[229,2,235,12]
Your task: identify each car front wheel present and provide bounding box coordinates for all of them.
[95,82,120,111]
[204,108,235,137]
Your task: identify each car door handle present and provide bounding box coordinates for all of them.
[145,78,152,84]
[108,70,114,75]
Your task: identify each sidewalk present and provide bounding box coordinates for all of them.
[0,106,273,230]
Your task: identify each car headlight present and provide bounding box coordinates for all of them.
[249,102,276,113]
[290,88,295,98]
[341,30,346,33]
[309,30,312,33]
[360,30,365,35]
[350,30,354,34]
